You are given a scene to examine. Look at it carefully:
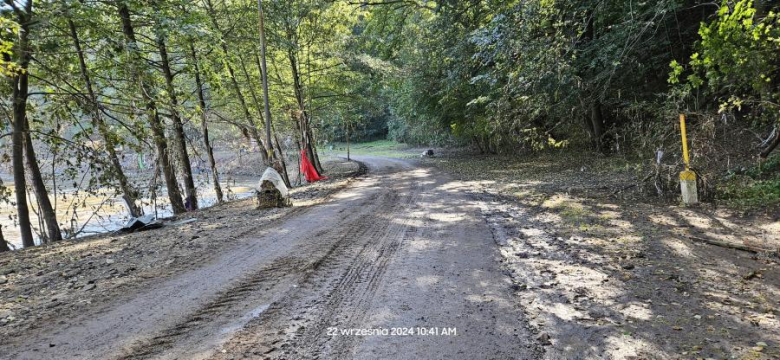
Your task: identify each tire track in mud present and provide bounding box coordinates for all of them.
[214,174,422,359]
[115,175,414,360]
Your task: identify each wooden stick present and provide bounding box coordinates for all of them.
[687,236,775,254]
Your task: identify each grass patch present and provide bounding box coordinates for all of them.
[718,154,780,208]
[321,140,416,158]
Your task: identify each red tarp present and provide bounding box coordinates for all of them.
[301,149,327,182]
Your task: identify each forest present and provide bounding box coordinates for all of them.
[0,0,778,250]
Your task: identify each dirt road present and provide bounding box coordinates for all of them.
[3,156,540,359]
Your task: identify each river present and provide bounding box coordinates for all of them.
[0,176,259,250]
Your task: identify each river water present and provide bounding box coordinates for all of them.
[0,176,259,250]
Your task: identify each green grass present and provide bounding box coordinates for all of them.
[321,140,417,159]
[718,154,780,208]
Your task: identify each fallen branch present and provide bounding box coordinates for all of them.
[611,172,654,195]
[687,236,776,254]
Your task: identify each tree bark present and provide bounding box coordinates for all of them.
[117,2,186,215]
[189,43,223,203]
[271,123,292,188]
[257,0,273,159]
[7,0,35,248]
[67,17,142,218]
[24,128,61,242]
[156,36,197,210]
[590,101,606,151]
[760,127,780,158]
[288,50,324,175]
[0,225,9,252]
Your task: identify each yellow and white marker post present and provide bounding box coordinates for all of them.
[679,114,698,205]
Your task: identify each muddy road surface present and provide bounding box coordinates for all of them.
[4,156,539,359]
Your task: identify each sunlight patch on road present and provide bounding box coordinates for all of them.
[661,238,694,258]
[414,275,441,289]
[427,212,466,223]
[619,303,653,321]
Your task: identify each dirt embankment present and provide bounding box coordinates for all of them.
[0,159,361,343]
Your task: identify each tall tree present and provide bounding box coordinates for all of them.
[66,7,143,217]
[155,35,198,210]
[116,1,186,214]
[24,126,61,242]
[5,0,36,248]
[189,42,224,203]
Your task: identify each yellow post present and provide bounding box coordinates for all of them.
[679,114,690,171]
[679,114,698,205]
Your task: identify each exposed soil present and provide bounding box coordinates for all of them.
[420,149,780,359]
[0,156,540,359]
[0,159,360,346]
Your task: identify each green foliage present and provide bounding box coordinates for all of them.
[719,154,780,207]
[358,0,707,153]
[670,0,779,120]
[0,18,21,77]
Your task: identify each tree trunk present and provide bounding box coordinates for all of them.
[590,101,606,151]
[288,50,324,175]
[760,127,780,158]
[271,123,292,188]
[0,225,9,252]
[189,43,223,203]
[24,129,61,242]
[67,17,142,217]
[257,0,273,159]
[310,130,324,173]
[117,2,186,215]
[236,55,276,163]
[157,36,197,210]
[8,1,35,248]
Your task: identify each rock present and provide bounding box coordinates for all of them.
[621,263,635,270]
[255,168,291,209]
[588,308,608,319]
[537,332,551,345]
[83,284,96,291]
[0,276,7,285]
[105,259,115,265]
[756,342,768,347]
[511,283,527,291]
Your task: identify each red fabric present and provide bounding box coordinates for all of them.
[301,149,327,182]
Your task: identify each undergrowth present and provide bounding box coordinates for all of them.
[718,155,780,208]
